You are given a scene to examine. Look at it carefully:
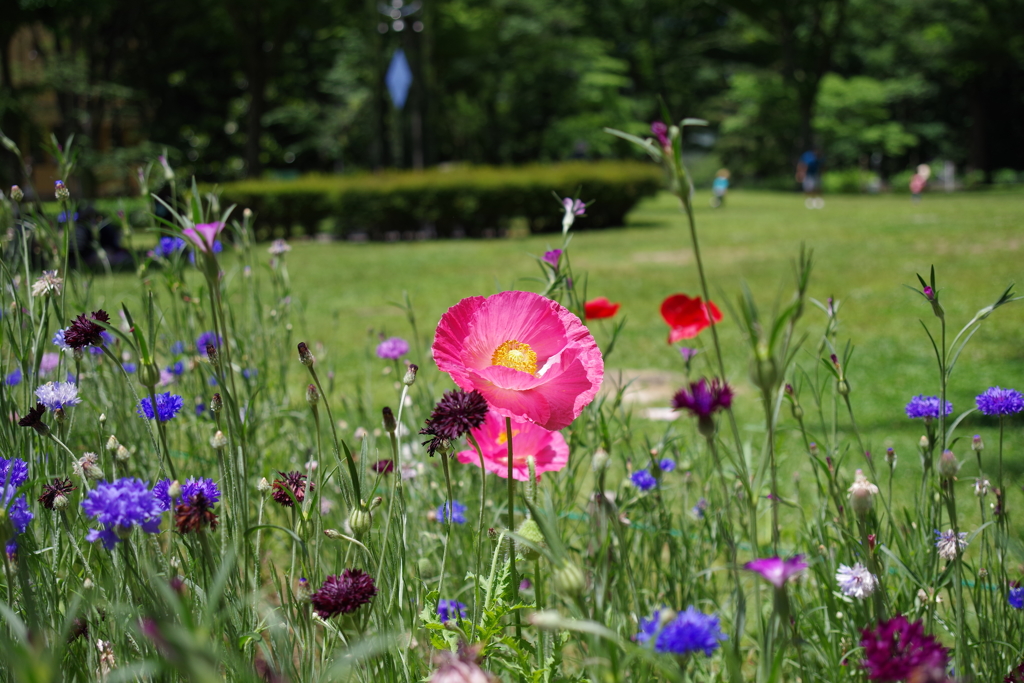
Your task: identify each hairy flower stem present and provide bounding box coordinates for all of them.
[942,484,968,677]
[467,433,487,640]
[762,390,780,554]
[306,365,361,506]
[505,417,522,641]
[437,451,456,605]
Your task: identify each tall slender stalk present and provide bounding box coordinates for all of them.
[504,417,522,640]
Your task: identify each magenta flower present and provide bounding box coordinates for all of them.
[432,290,603,431]
[182,222,225,253]
[651,121,670,150]
[744,555,807,589]
[671,378,733,418]
[860,615,948,682]
[455,408,569,481]
[562,197,586,217]
[542,249,562,267]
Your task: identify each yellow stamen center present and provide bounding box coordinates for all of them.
[491,339,537,375]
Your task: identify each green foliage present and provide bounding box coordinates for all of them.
[218,162,662,240]
[715,72,800,178]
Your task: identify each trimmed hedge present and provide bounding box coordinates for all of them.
[218,161,663,241]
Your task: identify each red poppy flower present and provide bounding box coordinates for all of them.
[660,294,722,344]
[584,297,620,320]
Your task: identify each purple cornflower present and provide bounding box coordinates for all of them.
[376,337,409,360]
[437,599,468,622]
[630,469,657,491]
[637,607,726,656]
[905,395,953,420]
[1009,586,1024,609]
[744,556,807,589]
[860,615,948,682]
[420,389,489,458]
[174,478,221,534]
[691,498,708,519]
[166,361,185,376]
[137,392,184,422]
[154,236,187,258]
[5,368,22,386]
[678,347,699,362]
[170,341,185,355]
[437,500,467,524]
[64,310,110,349]
[976,387,1024,416]
[81,478,164,550]
[658,458,676,472]
[34,381,81,411]
[1,456,32,556]
[195,331,222,354]
[542,249,562,267]
[672,378,733,418]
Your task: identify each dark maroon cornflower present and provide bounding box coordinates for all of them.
[1006,659,1024,683]
[672,378,733,436]
[18,403,48,435]
[372,459,395,474]
[419,389,489,457]
[271,471,312,507]
[309,569,378,618]
[39,477,76,510]
[63,310,110,349]
[174,492,219,533]
[67,617,89,643]
[860,615,949,682]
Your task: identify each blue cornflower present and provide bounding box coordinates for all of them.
[35,381,81,411]
[1010,587,1024,610]
[81,478,163,550]
[195,402,206,416]
[137,392,184,421]
[631,469,657,491]
[658,458,676,472]
[52,328,70,350]
[166,361,185,376]
[122,362,137,373]
[153,479,172,510]
[437,599,467,622]
[976,387,1024,416]
[242,368,257,380]
[637,607,726,656]
[5,368,22,386]
[437,500,467,524]
[180,477,221,505]
[154,236,187,258]
[170,341,185,355]
[691,498,709,519]
[188,240,223,264]
[87,330,114,356]
[905,395,953,420]
[195,331,222,354]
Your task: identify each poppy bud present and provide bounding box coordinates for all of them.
[516,518,545,561]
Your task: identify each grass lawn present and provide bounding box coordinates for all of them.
[92,187,1024,493]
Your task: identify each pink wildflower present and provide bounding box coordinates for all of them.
[182,222,224,253]
[455,408,569,481]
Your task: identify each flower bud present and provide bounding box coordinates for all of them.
[324,529,345,540]
[10,185,23,202]
[791,402,804,421]
[257,477,271,493]
[938,450,960,479]
[809,442,819,457]
[919,435,929,452]
[382,406,396,434]
[516,518,545,561]
[98,413,106,424]
[138,363,160,388]
[105,435,120,452]
[83,578,94,590]
[837,379,850,397]
[205,343,219,367]
[348,508,372,536]
[847,469,878,517]
[210,393,223,414]
[115,445,130,462]
[210,430,228,449]
[591,448,610,472]
[297,342,314,367]
[55,180,69,201]
[368,496,383,511]
[972,434,984,452]
[553,563,585,596]
[306,383,320,408]
[53,407,66,423]
[168,480,182,500]
[885,447,897,467]
[52,493,69,510]
[402,364,418,386]
[974,478,990,498]
[417,557,432,576]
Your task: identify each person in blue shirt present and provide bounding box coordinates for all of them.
[711,169,730,208]
[796,148,824,208]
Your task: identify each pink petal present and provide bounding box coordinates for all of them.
[433,296,486,389]
[461,291,570,371]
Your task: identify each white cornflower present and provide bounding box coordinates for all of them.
[268,239,291,256]
[974,478,990,497]
[35,381,81,411]
[836,562,877,599]
[934,529,968,561]
[31,270,63,297]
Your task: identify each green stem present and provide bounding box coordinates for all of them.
[468,433,487,641]
[504,417,522,641]
[437,452,456,603]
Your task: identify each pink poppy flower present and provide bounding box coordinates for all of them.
[455,409,569,481]
[432,290,603,431]
[182,222,225,253]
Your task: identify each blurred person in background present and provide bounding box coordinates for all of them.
[711,168,730,208]
[796,148,824,209]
